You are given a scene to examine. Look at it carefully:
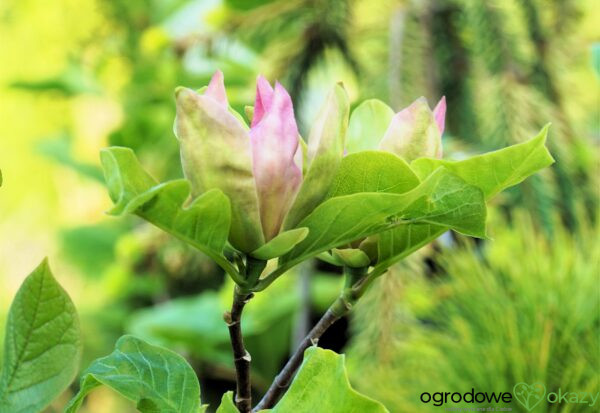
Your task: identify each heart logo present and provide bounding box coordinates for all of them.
[513,382,546,411]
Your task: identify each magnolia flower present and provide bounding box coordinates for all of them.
[174,72,303,252]
[379,96,446,160]
[174,71,443,257]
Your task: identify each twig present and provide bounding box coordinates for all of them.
[252,296,352,411]
[225,287,254,413]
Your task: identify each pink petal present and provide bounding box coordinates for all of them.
[251,75,275,127]
[433,96,446,135]
[205,70,228,107]
[250,81,302,240]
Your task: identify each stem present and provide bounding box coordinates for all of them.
[224,287,254,412]
[252,296,352,411]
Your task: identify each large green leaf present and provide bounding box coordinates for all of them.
[375,126,555,272]
[279,168,486,271]
[64,335,205,413]
[327,151,419,198]
[269,347,389,412]
[345,99,394,154]
[410,125,554,199]
[0,259,81,413]
[100,147,237,278]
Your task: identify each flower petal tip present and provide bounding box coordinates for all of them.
[433,96,446,135]
[252,76,275,127]
[205,70,228,107]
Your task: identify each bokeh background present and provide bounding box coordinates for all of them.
[0,0,598,412]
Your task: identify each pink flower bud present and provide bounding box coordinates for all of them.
[174,72,264,252]
[175,72,304,249]
[250,77,302,240]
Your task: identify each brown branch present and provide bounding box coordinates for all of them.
[252,296,351,411]
[224,287,254,413]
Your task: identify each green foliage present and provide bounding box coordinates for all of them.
[347,211,600,412]
[411,125,553,199]
[65,335,206,413]
[282,168,486,269]
[327,151,419,197]
[374,128,554,272]
[269,347,389,412]
[100,147,238,279]
[0,259,81,413]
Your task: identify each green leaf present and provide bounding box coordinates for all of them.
[281,168,486,270]
[376,224,447,272]
[0,259,81,413]
[375,126,554,273]
[411,125,554,199]
[251,228,309,260]
[64,335,203,413]
[327,151,420,198]
[284,85,350,229]
[269,347,388,412]
[100,147,237,278]
[215,391,238,413]
[101,147,155,214]
[345,99,394,154]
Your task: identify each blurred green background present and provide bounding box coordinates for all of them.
[0,0,598,412]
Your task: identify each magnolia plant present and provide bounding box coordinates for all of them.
[0,72,553,413]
